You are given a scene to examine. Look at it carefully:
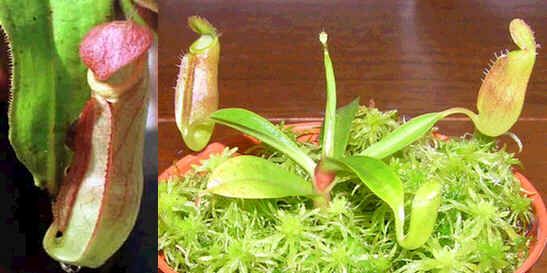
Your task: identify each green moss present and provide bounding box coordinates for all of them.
[158,106,532,273]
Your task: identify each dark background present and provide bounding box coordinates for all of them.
[159,0,546,271]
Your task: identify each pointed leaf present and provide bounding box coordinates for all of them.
[210,108,316,176]
[362,112,444,159]
[333,98,359,158]
[208,156,315,198]
[324,156,441,249]
[319,32,337,158]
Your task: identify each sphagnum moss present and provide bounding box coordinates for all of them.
[159,106,532,273]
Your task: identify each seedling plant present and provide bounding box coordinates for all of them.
[160,18,537,273]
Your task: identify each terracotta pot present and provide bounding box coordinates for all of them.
[158,122,547,273]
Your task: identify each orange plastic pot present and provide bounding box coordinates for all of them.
[158,123,547,273]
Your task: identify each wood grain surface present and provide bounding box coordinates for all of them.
[159,1,546,271]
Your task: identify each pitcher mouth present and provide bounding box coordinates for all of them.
[79,20,153,82]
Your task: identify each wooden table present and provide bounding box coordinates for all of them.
[159,1,546,271]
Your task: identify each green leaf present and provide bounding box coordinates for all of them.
[319,32,337,159]
[332,98,359,158]
[50,0,114,126]
[324,156,441,249]
[207,156,315,198]
[1,0,113,194]
[362,112,444,159]
[210,108,316,176]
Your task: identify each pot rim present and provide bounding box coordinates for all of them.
[158,122,547,273]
